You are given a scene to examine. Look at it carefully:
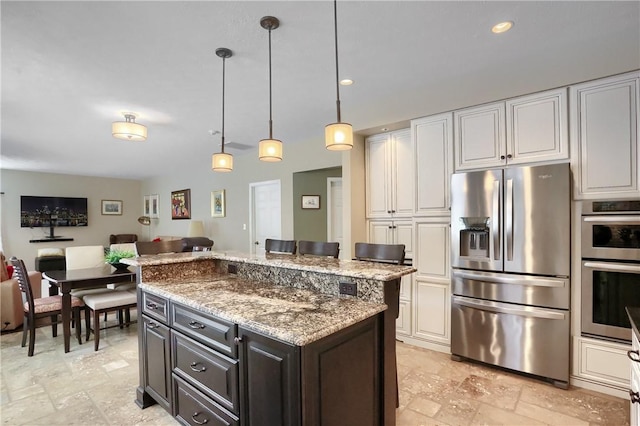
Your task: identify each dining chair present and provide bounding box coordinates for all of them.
[82,290,137,351]
[354,242,405,265]
[10,257,83,356]
[298,240,340,258]
[134,240,184,255]
[265,239,297,254]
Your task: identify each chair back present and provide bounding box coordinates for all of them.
[135,239,184,255]
[109,243,137,254]
[181,237,214,252]
[65,246,105,270]
[109,234,138,244]
[265,239,297,254]
[354,242,405,265]
[298,240,340,258]
[10,257,35,312]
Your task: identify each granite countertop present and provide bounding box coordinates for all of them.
[626,307,640,339]
[123,250,416,281]
[140,273,387,346]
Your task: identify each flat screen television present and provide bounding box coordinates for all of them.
[20,196,88,231]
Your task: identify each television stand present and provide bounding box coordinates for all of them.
[30,237,74,243]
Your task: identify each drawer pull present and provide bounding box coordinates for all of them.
[147,321,159,329]
[146,302,158,310]
[630,390,640,404]
[189,362,206,373]
[191,412,209,425]
[628,350,640,363]
[188,320,205,329]
[234,336,243,345]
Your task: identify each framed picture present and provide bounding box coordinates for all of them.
[171,189,191,220]
[301,195,320,209]
[211,190,226,218]
[102,199,123,215]
[143,195,151,216]
[150,194,160,218]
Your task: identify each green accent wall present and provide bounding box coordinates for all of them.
[293,167,342,242]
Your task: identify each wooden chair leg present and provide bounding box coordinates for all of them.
[93,310,100,351]
[85,307,91,342]
[21,316,28,348]
[125,309,131,327]
[28,320,36,357]
[74,308,82,345]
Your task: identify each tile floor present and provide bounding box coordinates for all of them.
[0,322,630,425]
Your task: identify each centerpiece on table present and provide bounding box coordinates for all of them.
[105,249,136,271]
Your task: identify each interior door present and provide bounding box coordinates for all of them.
[250,180,281,255]
[327,178,343,246]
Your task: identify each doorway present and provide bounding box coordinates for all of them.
[327,177,343,246]
[249,180,281,255]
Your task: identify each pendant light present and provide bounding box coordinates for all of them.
[112,113,147,141]
[258,16,283,162]
[212,48,234,172]
[325,0,353,151]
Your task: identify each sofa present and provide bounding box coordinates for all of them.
[1,251,42,331]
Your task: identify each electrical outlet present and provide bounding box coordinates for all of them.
[228,264,238,274]
[339,281,357,296]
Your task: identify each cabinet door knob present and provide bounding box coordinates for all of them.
[387,210,391,214]
[630,390,640,404]
[189,362,207,373]
[628,349,640,362]
[507,154,513,159]
[500,155,506,160]
[147,321,159,329]
[234,336,243,345]
[146,302,158,310]
[191,412,209,425]
[188,320,205,329]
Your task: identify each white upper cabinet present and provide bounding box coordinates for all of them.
[412,113,453,216]
[454,88,568,171]
[365,129,414,218]
[570,71,639,199]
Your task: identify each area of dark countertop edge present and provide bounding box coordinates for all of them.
[626,306,640,338]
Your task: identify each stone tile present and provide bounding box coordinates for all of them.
[433,393,480,426]
[397,407,450,426]
[457,374,522,410]
[471,402,546,425]
[515,400,590,426]
[8,382,46,402]
[1,392,56,425]
[406,395,442,418]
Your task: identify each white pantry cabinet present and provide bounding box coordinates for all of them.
[454,88,568,171]
[367,219,413,261]
[365,129,414,218]
[570,71,639,199]
[412,113,454,216]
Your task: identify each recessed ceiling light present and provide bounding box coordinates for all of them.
[492,21,513,34]
[381,127,389,132]
[340,79,353,86]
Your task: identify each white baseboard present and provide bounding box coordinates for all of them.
[396,335,451,354]
[570,376,629,400]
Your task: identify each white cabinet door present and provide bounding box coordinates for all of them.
[506,88,568,165]
[412,279,450,345]
[394,221,414,260]
[368,220,393,245]
[415,220,450,279]
[570,71,639,199]
[413,113,453,216]
[392,129,415,217]
[365,134,391,218]
[396,299,412,336]
[454,102,506,170]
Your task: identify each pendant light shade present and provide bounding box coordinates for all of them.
[112,113,147,141]
[325,0,353,151]
[212,47,234,173]
[259,16,283,162]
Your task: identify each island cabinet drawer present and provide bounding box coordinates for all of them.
[172,331,239,415]
[174,374,239,426]
[141,291,169,324]
[171,303,237,357]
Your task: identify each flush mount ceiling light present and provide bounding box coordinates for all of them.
[112,113,147,141]
[258,16,283,162]
[325,0,353,151]
[340,79,353,86]
[212,48,234,172]
[492,21,513,34]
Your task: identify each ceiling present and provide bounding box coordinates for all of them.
[2,1,639,180]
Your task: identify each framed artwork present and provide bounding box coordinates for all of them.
[101,200,123,215]
[143,195,150,216]
[171,189,191,220]
[211,190,226,218]
[301,195,320,209]
[150,194,160,218]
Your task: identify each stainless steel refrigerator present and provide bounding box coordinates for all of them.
[450,163,571,388]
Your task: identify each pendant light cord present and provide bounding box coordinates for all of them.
[333,0,341,123]
[268,26,273,139]
[221,55,226,153]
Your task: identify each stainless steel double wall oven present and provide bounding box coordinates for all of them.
[581,200,640,342]
[450,163,571,388]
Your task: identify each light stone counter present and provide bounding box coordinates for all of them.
[139,274,386,346]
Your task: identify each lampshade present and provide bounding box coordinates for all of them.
[258,139,283,162]
[137,216,151,226]
[325,122,353,150]
[112,113,147,141]
[187,220,205,237]
[212,152,233,172]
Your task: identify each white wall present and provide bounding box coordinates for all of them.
[0,170,142,270]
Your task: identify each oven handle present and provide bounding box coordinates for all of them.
[583,262,640,273]
[583,215,640,222]
[453,270,567,288]
[452,296,566,320]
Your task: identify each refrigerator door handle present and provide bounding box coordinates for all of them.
[452,296,566,320]
[492,180,501,261]
[505,178,514,261]
[453,270,567,287]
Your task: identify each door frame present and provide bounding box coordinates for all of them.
[327,177,343,242]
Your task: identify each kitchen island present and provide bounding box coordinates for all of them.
[124,251,415,426]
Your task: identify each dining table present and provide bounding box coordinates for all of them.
[43,265,136,353]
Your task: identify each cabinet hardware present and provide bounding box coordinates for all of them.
[630,390,640,404]
[387,210,391,214]
[191,412,209,424]
[188,320,205,329]
[507,154,513,159]
[234,336,243,345]
[189,362,207,372]
[147,321,159,329]
[628,350,640,363]
[146,302,158,310]
[500,155,506,160]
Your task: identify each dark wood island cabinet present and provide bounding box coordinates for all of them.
[126,251,415,425]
